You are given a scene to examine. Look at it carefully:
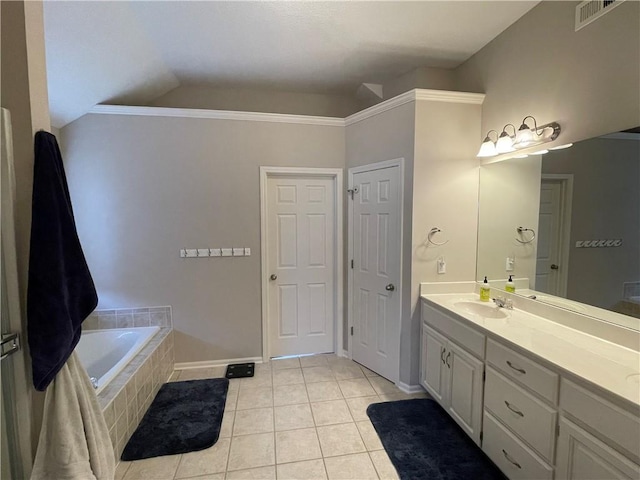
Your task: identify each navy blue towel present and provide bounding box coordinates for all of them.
[27,131,98,391]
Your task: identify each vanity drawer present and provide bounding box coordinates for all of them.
[421,302,485,358]
[485,367,557,462]
[487,339,558,403]
[560,379,640,460]
[483,410,554,480]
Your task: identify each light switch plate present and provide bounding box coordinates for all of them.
[197,248,210,257]
[221,248,233,257]
[506,257,515,271]
[180,249,187,258]
[185,249,198,258]
[210,248,221,257]
[244,247,251,256]
[437,256,446,274]
[233,248,244,256]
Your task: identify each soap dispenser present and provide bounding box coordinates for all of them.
[505,275,516,293]
[480,276,491,302]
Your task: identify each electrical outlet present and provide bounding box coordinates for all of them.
[210,248,221,257]
[437,256,446,274]
[233,248,244,256]
[244,247,251,256]
[506,257,515,271]
[221,248,233,257]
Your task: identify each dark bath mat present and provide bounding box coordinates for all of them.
[225,362,254,379]
[367,399,506,480]
[121,378,228,461]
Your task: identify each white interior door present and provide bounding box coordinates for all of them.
[265,174,336,357]
[536,180,563,294]
[350,162,401,382]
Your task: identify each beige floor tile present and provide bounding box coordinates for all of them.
[174,437,230,478]
[168,371,181,382]
[178,367,226,381]
[227,380,241,393]
[273,368,304,386]
[275,428,322,464]
[220,410,235,438]
[311,400,353,426]
[239,372,273,390]
[345,396,381,422]
[357,365,380,378]
[255,362,272,373]
[323,453,378,480]
[316,423,366,457]
[179,474,225,480]
[233,407,274,436]
[299,355,329,368]
[368,377,399,395]
[225,389,239,412]
[227,433,275,471]
[271,357,301,370]
[355,421,384,451]
[276,459,327,480]
[369,450,399,480]
[236,386,273,410]
[378,391,428,402]
[273,384,309,406]
[225,465,276,479]
[302,366,335,383]
[338,379,376,398]
[122,454,181,480]
[330,365,365,380]
[306,382,343,402]
[325,356,355,367]
[114,461,130,480]
[274,403,315,431]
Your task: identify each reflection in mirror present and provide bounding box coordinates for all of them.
[477,129,640,330]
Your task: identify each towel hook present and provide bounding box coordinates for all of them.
[427,227,449,246]
[515,227,536,244]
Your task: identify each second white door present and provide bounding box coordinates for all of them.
[265,174,336,357]
[351,163,401,382]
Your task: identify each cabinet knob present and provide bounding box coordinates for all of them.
[270,274,278,281]
[385,284,395,292]
[550,264,559,270]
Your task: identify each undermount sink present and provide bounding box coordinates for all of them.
[453,301,509,319]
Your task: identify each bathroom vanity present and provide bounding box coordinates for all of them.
[419,285,640,480]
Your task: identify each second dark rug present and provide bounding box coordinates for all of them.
[121,378,228,461]
[367,399,505,480]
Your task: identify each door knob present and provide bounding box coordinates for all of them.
[270,274,278,280]
[550,264,559,270]
[385,284,395,291]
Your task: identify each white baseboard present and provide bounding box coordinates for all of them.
[174,356,263,370]
[397,381,426,394]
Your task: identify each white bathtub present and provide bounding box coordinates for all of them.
[76,326,160,394]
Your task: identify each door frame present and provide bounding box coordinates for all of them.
[347,158,404,381]
[259,166,344,362]
[540,174,573,297]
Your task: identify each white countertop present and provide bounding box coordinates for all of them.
[421,292,640,407]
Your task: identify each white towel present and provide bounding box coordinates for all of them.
[31,351,115,480]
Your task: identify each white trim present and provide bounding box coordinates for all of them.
[259,166,344,363]
[397,382,426,394]
[89,105,345,127]
[600,132,640,141]
[344,89,485,126]
[347,158,405,383]
[541,174,574,298]
[175,357,263,370]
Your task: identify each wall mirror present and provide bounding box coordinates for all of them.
[476,128,640,331]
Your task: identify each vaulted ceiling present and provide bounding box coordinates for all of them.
[44,1,539,128]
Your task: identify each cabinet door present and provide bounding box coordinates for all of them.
[421,326,447,404]
[556,417,640,480]
[446,340,484,445]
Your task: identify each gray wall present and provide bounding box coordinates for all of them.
[61,113,345,363]
[542,137,640,310]
[455,0,640,145]
[150,85,363,118]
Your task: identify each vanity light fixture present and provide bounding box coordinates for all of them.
[478,115,561,159]
[549,143,574,150]
[477,130,499,157]
[531,149,549,155]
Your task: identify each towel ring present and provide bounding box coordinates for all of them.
[515,227,536,244]
[428,227,449,246]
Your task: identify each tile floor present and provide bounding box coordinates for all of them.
[116,354,427,480]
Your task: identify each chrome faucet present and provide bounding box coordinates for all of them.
[90,376,99,389]
[493,296,513,309]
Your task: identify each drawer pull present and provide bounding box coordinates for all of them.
[504,400,524,417]
[441,347,446,365]
[502,449,522,469]
[506,360,526,375]
[445,351,451,368]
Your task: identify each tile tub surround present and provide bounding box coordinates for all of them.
[99,328,175,461]
[84,306,173,330]
[116,354,428,480]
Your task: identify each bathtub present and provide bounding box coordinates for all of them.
[76,326,160,394]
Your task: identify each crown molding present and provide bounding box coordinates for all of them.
[88,105,345,127]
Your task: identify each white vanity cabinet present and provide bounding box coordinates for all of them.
[420,303,485,445]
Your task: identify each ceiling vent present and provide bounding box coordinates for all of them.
[575,0,624,31]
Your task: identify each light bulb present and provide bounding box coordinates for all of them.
[496,131,515,153]
[515,124,534,147]
[477,139,497,157]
